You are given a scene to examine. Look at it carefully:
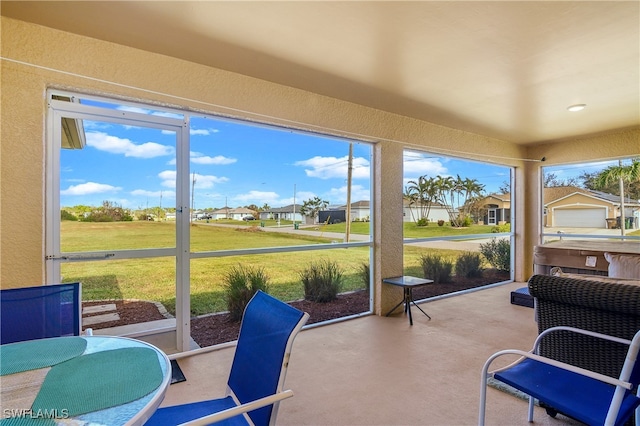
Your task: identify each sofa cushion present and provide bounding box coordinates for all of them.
[604,252,640,279]
[551,267,640,285]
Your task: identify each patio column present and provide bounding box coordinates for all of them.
[372,141,404,315]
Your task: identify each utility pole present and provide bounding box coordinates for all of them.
[619,159,626,237]
[191,173,196,223]
[345,143,353,242]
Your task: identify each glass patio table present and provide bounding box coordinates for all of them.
[0,335,171,425]
[384,275,434,325]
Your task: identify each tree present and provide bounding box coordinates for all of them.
[82,200,133,222]
[593,158,640,235]
[581,169,640,201]
[544,172,580,188]
[459,176,485,219]
[404,175,438,224]
[434,175,460,226]
[299,196,329,222]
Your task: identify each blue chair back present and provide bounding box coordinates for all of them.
[227,290,307,426]
[1,283,81,344]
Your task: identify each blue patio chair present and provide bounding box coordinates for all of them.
[146,290,309,426]
[1,282,82,344]
[479,326,640,426]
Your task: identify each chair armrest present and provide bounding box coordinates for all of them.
[483,348,632,390]
[532,325,632,354]
[178,390,294,426]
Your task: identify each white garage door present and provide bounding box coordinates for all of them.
[554,208,606,228]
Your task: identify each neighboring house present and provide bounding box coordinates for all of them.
[544,186,639,228]
[402,199,450,223]
[260,204,303,223]
[479,193,511,226]
[228,207,257,221]
[210,207,232,220]
[209,207,257,220]
[314,200,372,224]
[480,187,640,229]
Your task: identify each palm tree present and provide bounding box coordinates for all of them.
[434,175,459,226]
[403,185,419,223]
[405,175,438,223]
[594,158,640,235]
[460,177,486,221]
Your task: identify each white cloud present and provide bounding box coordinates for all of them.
[190,128,220,136]
[294,156,370,180]
[165,152,237,166]
[233,191,281,204]
[326,185,369,204]
[159,170,228,189]
[191,152,237,165]
[87,131,174,158]
[61,182,121,196]
[159,170,177,188]
[130,189,176,198]
[403,152,448,176]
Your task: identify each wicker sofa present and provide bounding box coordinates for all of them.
[527,274,640,379]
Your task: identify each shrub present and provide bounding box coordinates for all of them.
[300,260,344,303]
[455,252,483,278]
[491,223,511,233]
[358,262,370,290]
[479,238,511,272]
[60,210,77,221]
[460,216,473,227]
[420,253,453,284]
[416,217,429,226]
[224,264,270,321]
[437,220,445,227]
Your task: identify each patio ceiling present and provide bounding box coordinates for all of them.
[2,1,639,146]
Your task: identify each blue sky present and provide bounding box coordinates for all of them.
[60,100,514,211]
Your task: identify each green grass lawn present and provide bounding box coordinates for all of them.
[59,220,505,316]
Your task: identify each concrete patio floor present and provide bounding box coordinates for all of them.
[158,281,584,425]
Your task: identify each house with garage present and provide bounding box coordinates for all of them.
[259,204,303,223]
[480,187,640,229]
[544,186,640,229]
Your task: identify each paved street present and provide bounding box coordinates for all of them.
[199,221,638,252]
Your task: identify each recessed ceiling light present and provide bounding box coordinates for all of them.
[567,104,586,112]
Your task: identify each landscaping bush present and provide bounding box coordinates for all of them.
[416,217,429,227]
[61,209,77,221]
[300,259,344,303]
[358,262,370,290]
[224,264,270,321]
[460,216,473,227]
[455,251,483,278]
[479,238,511,272]
[491,223,511,233]
[420,253,453,284]
[437,220,445,227]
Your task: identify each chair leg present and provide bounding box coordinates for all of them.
[528,396,535,422]
[479,375,488,426]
